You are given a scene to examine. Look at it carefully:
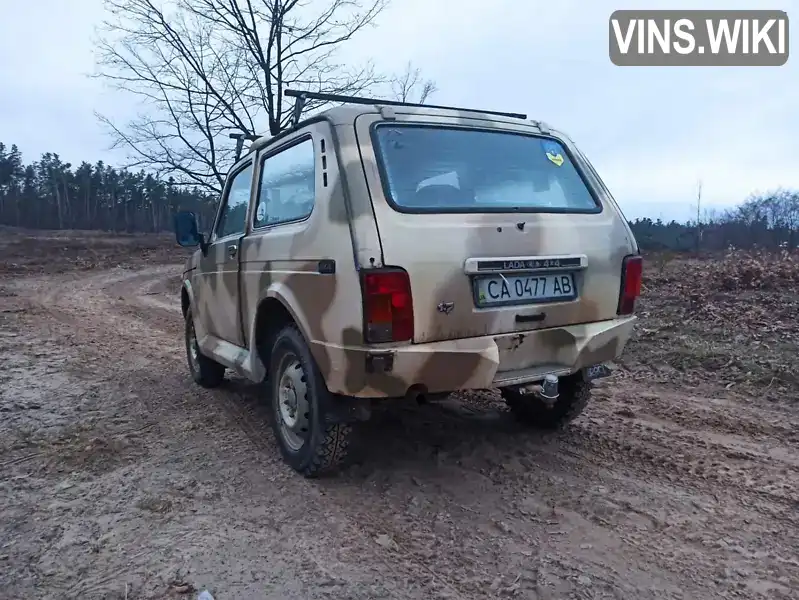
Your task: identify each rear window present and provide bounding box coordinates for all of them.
[371,124,600,213]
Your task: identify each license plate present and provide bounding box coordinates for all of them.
[585,364,612,381]
[474,272,577,307]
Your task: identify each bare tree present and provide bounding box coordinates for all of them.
[389,61,438,103]
[94,0,435,194]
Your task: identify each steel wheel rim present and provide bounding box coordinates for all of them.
[276,353,310,452]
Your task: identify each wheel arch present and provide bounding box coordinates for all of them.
[249,288,316,378]
[181,279,194,318]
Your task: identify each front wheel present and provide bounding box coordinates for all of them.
[185,306,226,388]
[268,325,353,477]
[501,371,592,430]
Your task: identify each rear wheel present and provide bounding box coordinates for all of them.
[185,306,226,388]
[501,372,592,430]
[268,324,353,477]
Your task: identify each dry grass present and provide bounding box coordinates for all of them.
[0,226,188,277]
[624,248,799,401]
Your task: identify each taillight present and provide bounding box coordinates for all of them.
[361,268,414,343]
[617,254,643,315]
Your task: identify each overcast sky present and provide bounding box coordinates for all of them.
[0,0,795,222]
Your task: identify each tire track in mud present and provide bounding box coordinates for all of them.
[7,264,799,599]
[8,266,615,597]
[567,389,799,516]
[333,403,799,599]
[9,267,190,464]
[18,265,278,457]
[77,269,799,594]
[11,265,479,599]
[200,385,478,599]
[623,386,799,447]
[320,393,799,595]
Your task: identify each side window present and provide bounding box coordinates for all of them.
[254,138,315,228]
[215,162,254,239]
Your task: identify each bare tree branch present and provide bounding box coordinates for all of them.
[95,0,428,194]
[389,61,438,103]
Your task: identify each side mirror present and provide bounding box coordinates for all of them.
[174,211,207,252]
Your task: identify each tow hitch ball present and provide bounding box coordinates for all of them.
[517,374,559,409]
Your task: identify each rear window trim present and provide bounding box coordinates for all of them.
[368,121,604,215]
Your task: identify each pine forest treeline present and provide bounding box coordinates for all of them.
[0,142,216,234]
[1,141,798,253]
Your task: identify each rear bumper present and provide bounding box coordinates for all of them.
[315,316,637,398]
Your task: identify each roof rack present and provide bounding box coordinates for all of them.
[229,132,261,162]
[284,89,527,123]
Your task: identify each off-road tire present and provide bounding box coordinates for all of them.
[268,324,353,478]
[502,371,592,430]
[185,306,226,389]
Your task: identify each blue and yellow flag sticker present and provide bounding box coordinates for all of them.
[541,140,565,167]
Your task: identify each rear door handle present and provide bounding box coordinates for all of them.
[228,244,238,258]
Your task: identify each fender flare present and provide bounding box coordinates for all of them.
[247,282,315,357]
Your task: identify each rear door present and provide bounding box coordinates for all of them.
[354,112,636,345]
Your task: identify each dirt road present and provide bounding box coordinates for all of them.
[1,251,798,598]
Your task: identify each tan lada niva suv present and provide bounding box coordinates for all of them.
[174,90,642,477]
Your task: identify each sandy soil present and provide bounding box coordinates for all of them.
[1,230,797,600]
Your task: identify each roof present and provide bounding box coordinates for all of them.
[246,96,556,155]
